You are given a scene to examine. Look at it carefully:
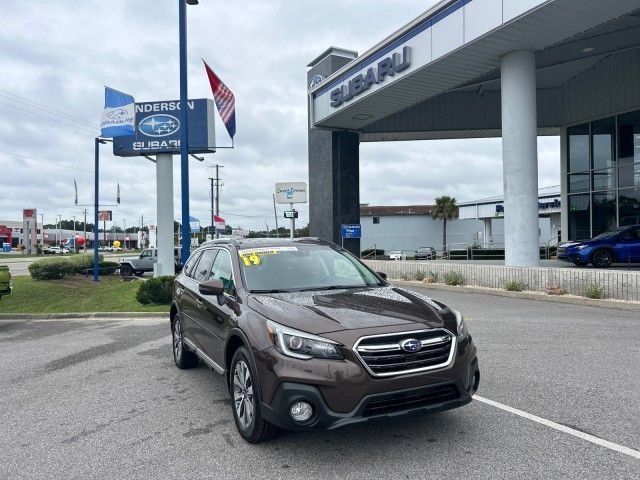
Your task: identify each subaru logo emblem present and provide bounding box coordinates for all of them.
[139,114,180,137]
[308,74,324,89]
[400,338,421,353]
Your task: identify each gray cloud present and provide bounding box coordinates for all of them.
[0,0,559,230]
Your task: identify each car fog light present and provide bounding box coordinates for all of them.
[290,401,313,422]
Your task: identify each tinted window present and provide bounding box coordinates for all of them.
[210,250,235,294]
[183,251,202,278]
[141,249,152,257]
[193,249,217,282]
[568,123,589,173]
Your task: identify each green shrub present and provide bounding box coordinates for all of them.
[504,280,524,292]
[136,276,175,305]
[583,283,605,299]
[67,253,103,274]
[443,271,464,286]
[99,261,120,275]
[414,270,426,281]
[28,258,74,280]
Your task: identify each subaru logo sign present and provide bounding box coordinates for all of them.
[138,114,180,137]
[400,338,421,353]
[308,74,324,89]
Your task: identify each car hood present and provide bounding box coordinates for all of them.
[247,286,446,334]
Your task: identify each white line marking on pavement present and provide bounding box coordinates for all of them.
[474,395,640,461]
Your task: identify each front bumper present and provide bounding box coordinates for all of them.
[259,358,480,431]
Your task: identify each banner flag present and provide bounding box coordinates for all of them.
[213,215,226,232]
[203,60,236,139]
[100,86,135,138]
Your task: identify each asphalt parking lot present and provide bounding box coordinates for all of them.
[0,287,638,479]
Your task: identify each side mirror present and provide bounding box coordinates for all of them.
[376,271,388,280]
[199,279,225,296]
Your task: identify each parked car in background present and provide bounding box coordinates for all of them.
[415,246,437,260]
[557,224,640,268]
[170,238,479,443]
[119,247,182,276]
[0,265,11,300]
[43,246,70,255]
[388,250,406,261]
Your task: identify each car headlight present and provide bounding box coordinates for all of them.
[266,320,343,360]
[577,244,588,250]
[454,310,469,341]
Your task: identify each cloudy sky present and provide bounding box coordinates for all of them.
[0,0,559,231]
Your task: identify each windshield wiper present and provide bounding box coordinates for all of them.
[296,285,366,292]
[250,289,288,294]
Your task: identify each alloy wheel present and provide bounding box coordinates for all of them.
[173,319,183,360]
[233,360,255,429]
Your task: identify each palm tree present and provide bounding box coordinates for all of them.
[430,196,459,253]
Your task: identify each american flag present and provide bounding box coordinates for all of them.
[203,60,236,140]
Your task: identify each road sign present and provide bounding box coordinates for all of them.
[284,210,298,219]
[275,182,307,204]
[341,224,361,239]
[98,210,112,221]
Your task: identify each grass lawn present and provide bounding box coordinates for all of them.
[0,276,168,314]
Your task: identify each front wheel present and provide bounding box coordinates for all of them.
[591,249,613,268]
[229,347,278,443]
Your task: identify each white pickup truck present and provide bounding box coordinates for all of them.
[119,247,181,276]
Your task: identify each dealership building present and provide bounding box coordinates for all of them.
[307,0,640,266]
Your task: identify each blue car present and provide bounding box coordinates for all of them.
[557,225,640,268]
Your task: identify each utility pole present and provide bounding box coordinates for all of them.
[273,194,279,237]
[209,176,214,237]
[83,209,87,253]
[123,218,127,250]
[215,164,222,238]
[72,216,76,252]
[40,213,44,245]
[209,164,224,238]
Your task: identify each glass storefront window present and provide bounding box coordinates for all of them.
[592,117,615,170]
[617,110,640,189]
[619,188,640,226]
[568,123,589,173]
[568,194,591,240]
[569,173,590,193]
[592,192,617,236]
[592,168,614,191]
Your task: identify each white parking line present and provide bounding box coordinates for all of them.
[475,395,640,461]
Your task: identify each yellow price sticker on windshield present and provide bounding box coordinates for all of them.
[240,254,261,266]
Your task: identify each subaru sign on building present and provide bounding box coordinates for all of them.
[113,99,216,156]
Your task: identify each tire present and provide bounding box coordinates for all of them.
[120,264,134,277]
[172,314,198,369]
[229,346,278,443]
[591,249,613,268]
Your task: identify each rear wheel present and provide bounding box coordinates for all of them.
[591,249,613,268]
[229,346,278,443]
[172,314,198,369]
[120,264,134,277]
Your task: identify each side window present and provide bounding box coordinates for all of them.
[193,249,217,282]
[141,249,151,257]
[183,251,202,278]
[210,250,235,294]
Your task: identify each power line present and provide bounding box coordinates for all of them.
[0,101,98,134]
[0,89,97,128]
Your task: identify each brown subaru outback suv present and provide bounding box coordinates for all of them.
[170,238,479,443]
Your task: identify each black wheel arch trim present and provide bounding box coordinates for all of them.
[225,327,264,400]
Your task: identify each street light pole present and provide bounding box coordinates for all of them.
[72,215,76,252]
[179,0,198,265]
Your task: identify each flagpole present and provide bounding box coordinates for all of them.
[93,138,100,282]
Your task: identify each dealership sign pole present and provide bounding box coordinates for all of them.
[275,182,307,240]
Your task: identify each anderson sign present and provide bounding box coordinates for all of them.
[112,99,216,157]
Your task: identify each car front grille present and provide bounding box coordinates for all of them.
[361,384,460,417]
[354,329,455,377]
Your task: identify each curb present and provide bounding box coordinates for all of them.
[0,312,169,320]
[392,280,640,311]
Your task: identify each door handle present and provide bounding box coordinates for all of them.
[176,286,183,297]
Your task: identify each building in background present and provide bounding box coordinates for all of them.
[360,204,481,254]
[459,187,561,248]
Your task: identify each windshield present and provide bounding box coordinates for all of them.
[238,244,384,292]
[592,227,625,240]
